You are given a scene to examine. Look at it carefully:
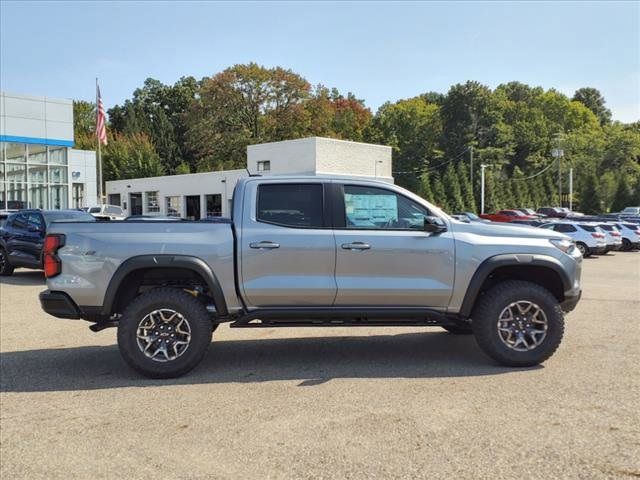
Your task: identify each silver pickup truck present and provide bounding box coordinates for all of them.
[39,176,582,378]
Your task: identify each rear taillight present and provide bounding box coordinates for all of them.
[591,233,604,239]
[43,234,65,278]
[612,232,621,237]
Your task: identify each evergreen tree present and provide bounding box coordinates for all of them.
[456,162,477,212]
[543,172,560,206]
[430,172,450,212]
[610,174,632,212]
[631,180,640,206]
[443,163,465,212]
[580,173,602,214]
[417,171,434,203]
[511,167,532,208]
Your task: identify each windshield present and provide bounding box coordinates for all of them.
[43,211,96,226]
[465,212,480,220]
[88,207,101,213]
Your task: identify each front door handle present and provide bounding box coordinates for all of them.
[341,242,371,251]
[250,241,280,250]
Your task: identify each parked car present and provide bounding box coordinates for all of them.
[619,206,640,216]
[597,223,623,252]
[0,209,95,276]
[612,223,640,250]
[479,209,538,223]
[540,222,607,257]
[0,210,18,228]
[453,212,491,223]
[537,207,568,218]
[40,175,582,378]
[516,208,546,218]
[510,219,549,227]
[86,204,126,221]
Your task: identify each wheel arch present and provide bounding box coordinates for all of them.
[459,254,571,318]
[102,255,228,318]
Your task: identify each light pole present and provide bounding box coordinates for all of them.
[480,164,493,214]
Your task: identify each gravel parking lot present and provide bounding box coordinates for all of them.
[1,252,639,479]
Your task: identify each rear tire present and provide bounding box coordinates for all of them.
[0,248,14,276]
[117,287,213,379]
[471,280,564,367]
[442,324,473,335]
[622,238,632,251]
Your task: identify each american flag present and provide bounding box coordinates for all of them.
[95,82,107,146]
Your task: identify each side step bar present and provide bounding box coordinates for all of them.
[229,307,460,328]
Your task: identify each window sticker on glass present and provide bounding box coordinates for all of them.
[345,191,398,227]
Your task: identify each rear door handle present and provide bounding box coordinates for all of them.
[250,241,280,250]
[341,242,371,251]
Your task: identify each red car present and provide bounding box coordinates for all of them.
[479,209,538,223]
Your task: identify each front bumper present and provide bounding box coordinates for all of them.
[39,290,81,319]
[561,290,582,313]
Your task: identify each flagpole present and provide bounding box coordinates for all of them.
[96,78,103,204]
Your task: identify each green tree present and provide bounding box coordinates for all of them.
[572,87,612,126]
[417,171,434,203]
[72,100,96,150]
[365,96,442,192]
[442,163,464,212]
[610,174,633,212]
[103,133,165,181]
[456,162,476,212]
[580,172,602,214]
[430,172,450,212]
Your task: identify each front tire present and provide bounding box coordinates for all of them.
[117,287,213,378]
[0,248,14,276]
[471,280,564,367]
[576,242,590,257]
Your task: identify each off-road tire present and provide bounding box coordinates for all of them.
[442,324,473,335]
[0,248,14,276]
[117,287,213,378]
[471,280,564,367]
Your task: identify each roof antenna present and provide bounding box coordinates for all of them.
[246,166,261,177]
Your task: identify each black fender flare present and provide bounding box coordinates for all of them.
[101,255,228,317]
[458,254,571,318]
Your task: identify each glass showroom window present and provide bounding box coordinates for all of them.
[28,144,47,164]
[29,184,48,209]
[146,191,160,213]
[49,165,68,184]
[4,163,27,209]
[5,143,26,162]
[48,147,67,165]
[50,185,69,210]
[166,196,182,217]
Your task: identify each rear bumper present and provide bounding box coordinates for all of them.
[39,290,81,319]
[561,289,582,313]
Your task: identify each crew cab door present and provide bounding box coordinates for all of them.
[332,182,455,307]
[239,180,337,307]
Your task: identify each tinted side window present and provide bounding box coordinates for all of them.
[257,184,324,228]
[343,185,430,230]
[12,213,28,230]
[28,213,43,230]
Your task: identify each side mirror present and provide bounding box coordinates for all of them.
[423,216,447,234]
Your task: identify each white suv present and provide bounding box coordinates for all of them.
[541,222,607,257]
[597,223,623,252]
[86,204,125,221]
[611,222,640,251]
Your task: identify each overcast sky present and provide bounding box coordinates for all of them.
[1,1,638,122]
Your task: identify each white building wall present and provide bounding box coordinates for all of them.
[314,137,392,181]
[1,92,74,144]
[247,137,317,175]
[106,169,247,218]
[68,149,98,207]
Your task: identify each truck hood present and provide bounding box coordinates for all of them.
[452,220,568,240]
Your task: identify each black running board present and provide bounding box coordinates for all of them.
[229,307,459,328]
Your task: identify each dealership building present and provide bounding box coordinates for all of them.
[0,91,98,210]
[105,137,393,219]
